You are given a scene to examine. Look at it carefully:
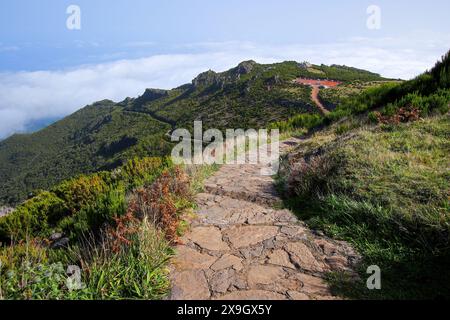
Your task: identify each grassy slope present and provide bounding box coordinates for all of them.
[280,115,449,299]
[318,80,402,110]
[0,61,386,206]
[278,51,450,299]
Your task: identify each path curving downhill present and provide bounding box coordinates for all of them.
[311,86,330,115]
[169,138,359,300]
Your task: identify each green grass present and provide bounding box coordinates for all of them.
[279,115,450,299]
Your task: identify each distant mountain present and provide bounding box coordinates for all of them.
[0,60,388,205]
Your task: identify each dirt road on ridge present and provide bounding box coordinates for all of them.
[311,86,330,115]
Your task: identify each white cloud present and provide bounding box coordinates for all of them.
[0,36,448,139]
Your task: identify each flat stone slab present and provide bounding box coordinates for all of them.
[284,242,326,273]
[187,226,229,251]
[294,273,331,297]
[209,269,236,294]
[173,246,217,270]
[170,270,211,300]
[287,291,310,300]
[224,225,279,248]
[267,249,296,269]
[247,265,285,287]
[211,254,243,271]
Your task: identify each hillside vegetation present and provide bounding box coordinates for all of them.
[1,52,447,300]
[0,155,213,299]
[277,51,450,299]
[0,61,387,206]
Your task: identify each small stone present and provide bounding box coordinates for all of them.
[240,244,264,260]
[263,238,275,250]
[315,239,338,256]
[284,242,325,273]
[247,265,285,287]
[210,269,235,294]
[232,276,247,290]
[187,226,229,251]
[274,210,296,223]
[51,237,69,249]
[49,233,63,241]
[274,278,302,292]
[216,290,287,300]
[247,212,274,225]
[171,270,211,300]
[274,235,289,244]
[173,246,217,270]
[211,254,243,271]
[267,249,295,269]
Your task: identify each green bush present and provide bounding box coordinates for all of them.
[0,192,66,242]
[270,113,323,132]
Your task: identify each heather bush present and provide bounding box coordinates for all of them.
[126,167,192,242]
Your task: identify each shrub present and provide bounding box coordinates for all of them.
[126,167,192,242]
[52,175,109,214]
[270,113,323,132]
[0,192,66,242]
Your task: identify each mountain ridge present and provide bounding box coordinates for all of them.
[0,60,390,205]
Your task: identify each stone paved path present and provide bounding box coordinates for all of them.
[169,138,359,300]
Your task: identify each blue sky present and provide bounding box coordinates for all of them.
[0,0,449,138]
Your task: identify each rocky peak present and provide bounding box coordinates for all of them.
[192,70,219,87]
[298,61,313,69]
[140,88,169,101]
[236,60,257,75]
[133,88,169,108]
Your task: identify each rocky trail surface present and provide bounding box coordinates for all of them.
[169,138,359,300]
